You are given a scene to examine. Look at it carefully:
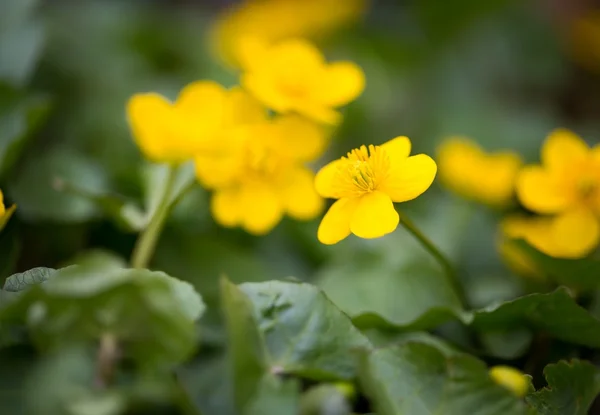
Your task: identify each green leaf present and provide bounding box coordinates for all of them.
[358,342,532,415]
[526,360,600,415]
[238,280,372,380]
[299,384,352,415]
[220,277,268,409]
[471,288,600,347]
[0,21,43,86]
[2,265,205,368]
[513,240,600,291]
[143,161,196,219]
[244,374,300,415]
[317,251,464,331]
[0,0,40,30]
[2,267,56,292]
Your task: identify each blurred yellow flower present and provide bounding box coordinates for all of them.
[239,37,365,125]
[567,10,600,73]
[202,116,327,235]
[127,81,263,164]
[0,189,15,232]
[498,216,545,279]
[437,138,522,207]
[516,129,600,258]
[210,0,368,67]
[489,365,529,397]
[315,136,437,245]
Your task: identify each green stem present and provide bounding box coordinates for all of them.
[399,212,468,307]
[131,166,178,269]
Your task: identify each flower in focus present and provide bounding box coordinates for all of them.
[203,115,327,235]
[127,81,264,164]
[489,365,529,397]
[498,216,545,279]
[437,137,522,207]
[315,136,437,245]
[0,189,15,232]
[516,129,600,258]
[210,0,369,67]
[238,37,365,125]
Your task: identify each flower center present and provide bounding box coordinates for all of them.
[349,161,376,191]
[334,144,389,197]
[577,177,597,199]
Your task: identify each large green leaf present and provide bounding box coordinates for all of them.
[317,249,464,331]
[238,280,372,380]
[471,288,600,347]
[358,342,532,415]
[526,360,600,415]
[2,265,205,368]
[2,267,56,292]
[513,240,600,291]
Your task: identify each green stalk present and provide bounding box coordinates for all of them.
[399,212,468,307]
[131,165,178,269]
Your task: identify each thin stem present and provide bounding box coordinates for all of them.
[399,212,468,307]
[131,165,178,269]
[95,333,119,388]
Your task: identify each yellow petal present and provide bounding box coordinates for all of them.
[489,366,529,398]
[269,38,324,75]
[239,182,284,235]
[380,154,437,203]
[211,188,242,228]
[380,136,411,164]
[281,167,324,220]
[315,158,345,199]
[350,191,399,239]
[294,100,342,125]
[176,81,227,136]
[516,166,571,213]
[550,208,599,258]
[225,86,267,125]
[241,73,293,113]
[235,36,270,71]
[0,203,16,232]
[126,93,178,162]
[542,129,589,172]
[194,150,244,189]
[271,115,328,162]
[317,197,360,245]
[315,61,365,107]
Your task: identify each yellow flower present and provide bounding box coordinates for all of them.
[210,0,368,67]
[437,137,522,207]
[239,37,365,125]
[127,81,264,164]
[516,129,600,258]
[314,136,437,245]
[489,365,529,398]
[0,189,15,231]
[203,116,326,235]
[498,216,545,279]
[567,10,600,73]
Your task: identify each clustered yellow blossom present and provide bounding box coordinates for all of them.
[515,129,600,258]
[315,137,437,244]
[127,34,366,236]
[0,189,15,232]
[437,137,522,207]
[210,0,368,67]
[489,365,529,397]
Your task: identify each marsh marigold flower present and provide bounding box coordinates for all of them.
[127,81,263,164]
[315,136,437,244]
[437,138,522,207]
[516,129,600,258]
[238,37,365,125]
[199,115,327,235]
[0,189,15,232]
[489,366,529,398]
[498,216,545,279]
[210,0,368,67]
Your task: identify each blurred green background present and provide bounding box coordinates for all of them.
[3,0,600,413]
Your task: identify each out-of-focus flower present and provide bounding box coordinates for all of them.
[516,129,600,258]
[437,138,522,207]
[0,189,16,232]
[489,365,529,397]
[202,116,327,235]
[567,10,600,73]
[127,81,264,164]
[315,136,437,245]
[490,366,529,398]
[498,216,545,279]
[239,37,365,125]
[210,0,368,67]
